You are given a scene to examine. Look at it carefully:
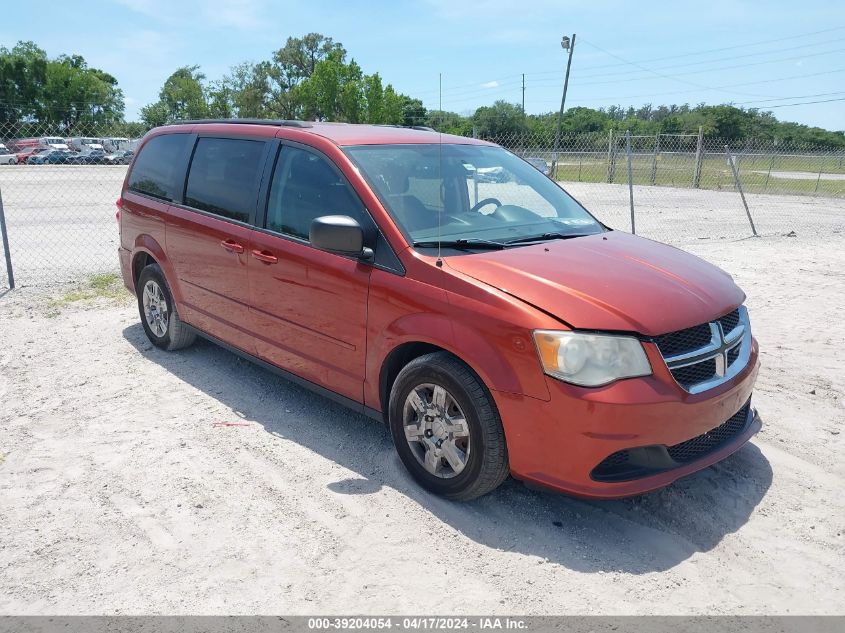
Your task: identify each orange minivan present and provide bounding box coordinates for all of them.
[118,119,761,500]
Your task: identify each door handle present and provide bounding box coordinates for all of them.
[220,239,244,254]
[252,249,278,264]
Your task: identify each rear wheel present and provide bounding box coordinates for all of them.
[136,263,195,351]
[388,352,509,501]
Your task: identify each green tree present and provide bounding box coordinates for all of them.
[401,97,426,127]
[0,42,123,131]
[426,110,472,135]
[698,105,750,138]
[141,66,207,126]
[382,85,406,125]
[208,61,272,118]
[297,50,365,122]
[41,55,124,131]
[0,41,48,124]
[472,100,527,138]
[363,73,385,123]
[266,33,345,118]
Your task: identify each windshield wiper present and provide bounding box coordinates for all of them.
[504,232,595,245]
[413,238,507,250]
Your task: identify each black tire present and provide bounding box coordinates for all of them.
[388,352,509,501]
[136,263,195,351]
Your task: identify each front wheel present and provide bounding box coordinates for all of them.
[136,263,195,351]
[388,352,509,501]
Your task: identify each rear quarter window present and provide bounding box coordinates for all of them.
[128,134,190,201]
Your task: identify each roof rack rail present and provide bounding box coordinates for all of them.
[173,118,313,128]
[373,124,436,132]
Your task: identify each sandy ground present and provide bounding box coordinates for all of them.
[0,232,843,615]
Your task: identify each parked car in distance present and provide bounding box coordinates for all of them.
[525,157,550,176]
[15,147,43,163]
[119,119,761,501]
[0,144,18,165]
[102,137,132,153]
[68,149,106,165]
[67,137,103,152]
[27,148,74,164]
[104,149,134,165]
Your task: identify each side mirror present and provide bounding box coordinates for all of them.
[309,215,373,259]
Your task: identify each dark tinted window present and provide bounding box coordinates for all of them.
[185,137,266,223]
[128,134,190,201]
[266,146,367,240]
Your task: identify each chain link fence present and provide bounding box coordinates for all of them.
[483,129,845,246]
[1,122,843,289]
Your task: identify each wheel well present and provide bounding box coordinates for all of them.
[379,342,448,421]
[132,252,154,286]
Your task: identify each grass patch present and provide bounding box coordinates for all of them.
[46,273,130,317]
[552,155,845,197]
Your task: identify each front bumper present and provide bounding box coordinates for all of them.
[493,339,761,498]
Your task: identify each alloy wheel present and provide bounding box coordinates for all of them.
[402,383,471,478]
[142,280,169,337]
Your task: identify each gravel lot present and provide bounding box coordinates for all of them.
[0,165,843,286]
[1,231,843,615]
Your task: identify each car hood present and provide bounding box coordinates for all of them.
[444,231,744,336]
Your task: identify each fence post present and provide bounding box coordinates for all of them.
[692,126,704,188]
[626,130,636,235]
[650,133,660,185]
[764,153,775,191]
[725,144,758,237]
[0,184,14,289]
[606,128,615,184]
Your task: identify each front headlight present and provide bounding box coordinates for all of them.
[533,330,652,387]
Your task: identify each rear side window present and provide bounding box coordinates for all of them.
[185,137,266,223]
[266,146,367,240]
[128,134,190,201]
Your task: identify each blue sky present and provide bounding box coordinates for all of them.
[3,0,844,130]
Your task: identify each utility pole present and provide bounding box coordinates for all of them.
[550,33,576,179]
[521,73,525,114]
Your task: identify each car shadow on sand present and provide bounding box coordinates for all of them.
[124,324,773,575]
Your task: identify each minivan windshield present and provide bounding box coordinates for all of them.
[345,144,603,248]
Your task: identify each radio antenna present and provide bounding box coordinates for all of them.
[436,72,443,267]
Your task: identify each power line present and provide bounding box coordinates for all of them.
[754,96,845,108]
[731,90,845,105]
[576,37,776,99]
[525,36,845,79]
[558,25,845,73]
[566,47,845,86]
[522,67,845,108]
[516,46,845,90]
[326,26,845,106]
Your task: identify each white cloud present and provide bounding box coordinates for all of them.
[422,0,567,21]
[201,0,265,30]
[481,80,499,88]
[113,0,160,18]
[112,0,267,30]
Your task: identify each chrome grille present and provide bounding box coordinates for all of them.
[719,309,740,333]
[653,323,712,357]
[654,306,751,394]
[671,358,718,390]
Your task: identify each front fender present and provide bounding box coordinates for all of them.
[363,269,553,412]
